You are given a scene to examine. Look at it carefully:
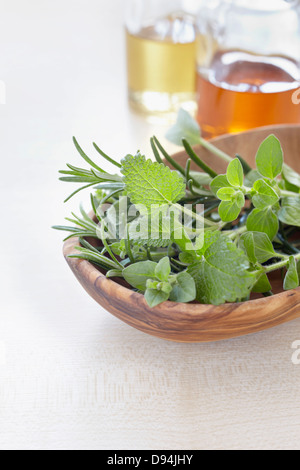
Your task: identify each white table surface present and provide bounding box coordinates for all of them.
[0,0,300,451]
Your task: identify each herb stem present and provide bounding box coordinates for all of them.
[227,226,247,240]
[280,190,300,198]
[264,253,300,274]
[100,223,124,269]
[182,139,218,178]
[197,136,233,164]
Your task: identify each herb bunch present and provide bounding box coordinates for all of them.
[54,110,300,307]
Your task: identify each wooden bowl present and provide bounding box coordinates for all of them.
[63,125,300,343]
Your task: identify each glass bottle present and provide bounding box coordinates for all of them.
[196,0,300,138]
[125,0,202,121]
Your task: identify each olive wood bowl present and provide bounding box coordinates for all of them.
[64,125,300,343]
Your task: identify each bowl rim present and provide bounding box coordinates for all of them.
[63,124,300,313]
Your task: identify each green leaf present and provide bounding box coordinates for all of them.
[165,108,201,147]
[255,135,283,179]
[283,164,300,189]
[236,191,245,208]
[187,231,254,305]
[244,169,262,187]
[246,208,279,241]
[252,273,272,294]
[210,174,231,196]
[179,252,197,265]
[219,200,241,222]
[155,257,171,281]
[169,272,196,303]
[217,187,236,201]
[123,261,157,291]
[240,231,276,264]
[278,197,300,227]
[189,171,212,187]
[144,288,169,307]
[121,153,186,211]
[283,256,299,290]
[238,232,256,264]
[252,179,279,209]
[226,158,244,187]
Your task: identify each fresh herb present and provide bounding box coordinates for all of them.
[54,111,300,307]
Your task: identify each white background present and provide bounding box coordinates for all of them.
[0,0,300,450]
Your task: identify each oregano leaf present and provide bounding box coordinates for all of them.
[252,179,279,209]
[246,208,279,241]
[278,197,300,227]
[155,257,171,281]
[169,272,196,303]
[255,135,283,179]
[219,200,241,222]
[123,261,157,291]
[145,289,169,307]
[252,273,272,294]
[226,158,244,187]
[283,256,299,290]
[210,174,231,196]
[240,231,276,264]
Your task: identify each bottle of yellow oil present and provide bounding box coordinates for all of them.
[126,6,198,121]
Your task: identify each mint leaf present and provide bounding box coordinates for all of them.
[121,153,186,211]
[169,272,196,303]
[283,256,299,290]
[278,197,300,227]
[227,158,244,187]
[219,200,241,222]
[240,231,276,264]
[145,289,169,307]
[155,257,171,281]
[210,174,230,196]
[246,208,279,241]
[187,231,254,305]
[255,135,283,179]
[165,108,201,147]
[252,179,279,209]
[123,261,157,291]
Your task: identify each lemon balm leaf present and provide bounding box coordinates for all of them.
[121,153,186,210]
[187,232,254,305]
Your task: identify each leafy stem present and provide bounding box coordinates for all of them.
[263,253,300,274]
